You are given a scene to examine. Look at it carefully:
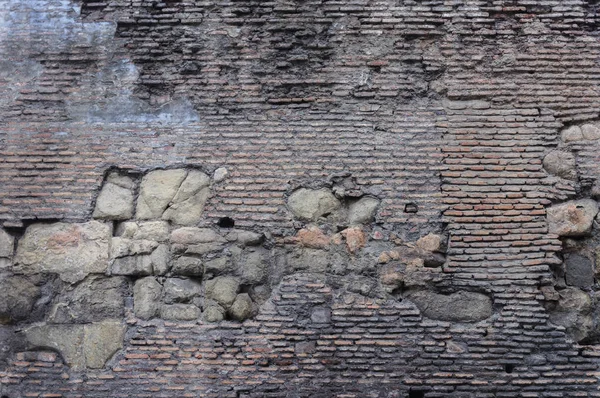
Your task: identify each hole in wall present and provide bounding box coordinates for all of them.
[408,389,425,398]
[218,217,235,228]
[404,203,418,213]
[504,363,515,374]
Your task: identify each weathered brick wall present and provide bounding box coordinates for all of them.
[2,0,600,397]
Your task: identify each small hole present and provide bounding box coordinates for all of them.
[218,217,235,228]
[408,390,425,398]
[504,364,515,374]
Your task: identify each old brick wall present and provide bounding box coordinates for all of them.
[1,0,600,397]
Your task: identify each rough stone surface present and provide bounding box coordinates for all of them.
[416,233,443,252]
[171,256,204,277]
[0,326,27,367]
[564,253,595,289]
[213,167,228,182]
[287,188,341,221]
[561,126,584,142]
[136,169,188,219]
[542,151,577,180]
[0,275,40,324]
[160,304,201,321]
[111,255,153,276]
[171,227,225,245]
[239,250,267,284]
[581,124,600,140]
[549,288,593,342]
[133,277,162,320]
[83,321,126,369]
[92,180,135,220]
[48,276,126,324]
[547,199,599,237]
[348,196,380,225]
[116,221,170,242]
[205,276,240,307]
[162,278,202,304]
[406,290,493,322]
[228,293,254,321]
[151,244,171,275]
[110,237,158,258]
[203,304,225,323]
[0,229,14,259]
[15,221,111,283]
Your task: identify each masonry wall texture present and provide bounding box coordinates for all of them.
[2,0,600,397]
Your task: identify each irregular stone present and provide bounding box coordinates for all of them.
[160,304,201,321]
[204,257,230,275]
[162,187,210,225]
[311,307,331,323]
[233,230,264,246]
[171,256,203,277]
[117,221,170,242]
[213,167,228,182]
[172,170,210,203]
[107,172,137,190]
[228,293,254,321]
[287,248,329,273]
[348,196,380,225]
[406,290,493,322]
[581,124,600,140]
[162,278,202,304]
[15,221,111,284]
[549,287,592,342]
[48,276,126,324]
[542,150,577,180]
[151,244,171,275]
[239,250,267,284]
[111,255,153,276]
[416,233,443,252]
[110,237,158,258]
[0,275,40,324]
[564,253,594,289]
[25,324,85,371]
[183,243,225,255]
[83,320,126,369]
[296,226,330,249]
[170,227,225,245]
[0,326,27,367]
[421,250,446,267]
[380,263,405,293]
[540,285,560,301]
[561,125,583,142]
[134,277,162,320]
[205,276,239,307]
[93,181,135,220]
[203,303,225,322]
[341,227,366,253]
[0,228,14,258]
[287,188,341,221]
[547,199,598,237]
[136,169,188,219]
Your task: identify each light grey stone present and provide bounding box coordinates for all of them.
[542,150,577,180]
[416,233,444,252]
[163,187,210,225]
[232,230,264,246]
[172,256,203,277]
[564,253,595,289]
[581,124,600,140]
[83,320,126,369]
[0,275,39,324]
[160,304,200,321]
[171,227,225,245]
[348,196,380,225]
[111,255,153,276]
[287,188,341,221]
[162,278,202,304]
[203,304,225,323]
[134,277,162,320]
[228,293,254,321]
[213,167,228,183]
[25,324,85,370]
[204,257,230,275]
[15,221,111,284]
[171,170,210,203]
[562,125,583,142]
[549,287,593,342]
[93,182,135,220]
[239,250,267,284]
[110,237,158,259]
[151,244,171,275]
[136,169,188,219]
[182,243,225,255]
[48,276,126,324]
[0,229,14,259]
[406,290,493,322]
[287,248,329,273]
[205,276,240,307]
[107,172,136,190]
[547,199,599,237]
[117,221,170,242]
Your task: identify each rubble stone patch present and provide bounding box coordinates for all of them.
[287,188,341,221]
[547,199,598,237]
